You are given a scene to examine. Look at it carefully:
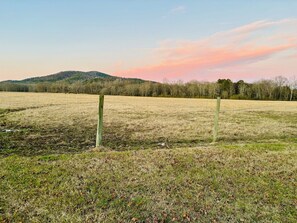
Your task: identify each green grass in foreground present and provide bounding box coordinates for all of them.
[0,143,296,222]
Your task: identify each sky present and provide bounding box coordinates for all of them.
[0,0,297,82]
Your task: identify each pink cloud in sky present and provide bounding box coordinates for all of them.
[115,18,297,82]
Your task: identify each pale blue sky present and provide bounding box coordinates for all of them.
[1,0,297,81]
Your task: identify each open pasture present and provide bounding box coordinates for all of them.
[0,92,296,155]
[0,92,297,222]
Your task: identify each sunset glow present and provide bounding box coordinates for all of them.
[0,1,297,82]
[116,19,297,82]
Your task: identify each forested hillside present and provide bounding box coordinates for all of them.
[0,72,296,101]
[18,71,114,83]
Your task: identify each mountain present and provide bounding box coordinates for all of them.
[2,71,144,84]
[19,71,114,83]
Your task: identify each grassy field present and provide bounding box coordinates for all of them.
[0,92,296,222]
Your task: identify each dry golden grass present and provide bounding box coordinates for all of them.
[0,92,297,222]
[1,92,296,153]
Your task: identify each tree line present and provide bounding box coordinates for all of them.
[1,75,296,101]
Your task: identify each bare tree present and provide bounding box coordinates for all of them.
[288,75,297,101]
[274,76,288,100]
[274,75,288,86]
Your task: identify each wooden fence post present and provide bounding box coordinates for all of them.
[96,95,104,147]
[213,97,221,142]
